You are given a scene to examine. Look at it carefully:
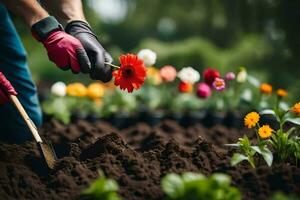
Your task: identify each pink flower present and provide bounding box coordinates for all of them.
[197,82,211,98]
[225,72,235,80]
[212,78,226,91]
[160,65,177,82]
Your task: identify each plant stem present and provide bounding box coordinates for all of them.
[104,62,120,69]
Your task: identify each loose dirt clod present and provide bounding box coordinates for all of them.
[0,119,299,200]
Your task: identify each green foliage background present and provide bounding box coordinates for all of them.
[11,0,300,99]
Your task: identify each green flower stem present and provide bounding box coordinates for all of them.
[255,124,261,144]
[104,62,120,69]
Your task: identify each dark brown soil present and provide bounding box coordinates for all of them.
[0,119,299,200]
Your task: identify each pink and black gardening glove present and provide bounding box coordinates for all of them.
[0,72,17,105]
[31,16,91,74]
[65,21,113,82]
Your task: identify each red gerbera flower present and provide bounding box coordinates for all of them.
[203,68,220,86]
[113,54,147,93]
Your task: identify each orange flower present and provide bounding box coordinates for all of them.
[291,102,300,116]
[113,54,147,93]
[87,83,105,99]
[244,112,260,129]
[178,81,193,93]
[66,83,87,97]
[276,89,287,98]
[260,83,272,94]
[258,125,273,139]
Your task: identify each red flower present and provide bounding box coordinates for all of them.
[113,54,147,93]
[203,68,220,86]
[178,81,193,93]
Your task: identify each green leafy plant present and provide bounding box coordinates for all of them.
[42,95,100,124]
[82,171,122,200]
[260,100,300,163]
[228,96,300,168]
[101,89,138,117]
[227,135,273,168]
[161,172,241,200]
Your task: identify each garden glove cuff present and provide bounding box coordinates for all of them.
[31,16,91,74]
[65,20,113,82]
[0,72,17,105]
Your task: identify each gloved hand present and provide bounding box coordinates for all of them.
[31,16,91,74]
[65,21,113,82]
[0,72,17,105]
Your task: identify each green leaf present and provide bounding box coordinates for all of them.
[211,173,231,186]
[260,109,276,116]
[230,153,248,166]
[251,146,273,166]
[82,171,121,200]
[161,173,184,198]
[225,143,240,147]
[181,172,205,183]
[285,118,300,126]
[103,179,119,192]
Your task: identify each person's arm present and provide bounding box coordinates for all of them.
[0,72,17,105]
[0,0,91,75]
[0,0,49,26]
[41,0,113,82]
[40,0,86,26]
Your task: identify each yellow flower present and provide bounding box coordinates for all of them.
[276,89,287,98]
[147,66,159,77]
[258,125,273,139]
[87,82,105,99]
[66,83,87,97]
[260,83,273,94]
[291,102,300,116]
[244,112,260,129]
[147,67,162,85]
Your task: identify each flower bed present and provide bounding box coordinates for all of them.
[1,49,299,200]
[0,119,299,200]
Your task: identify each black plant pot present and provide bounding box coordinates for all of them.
[113,112,136,129]
[71,111,87,123]
[145,111,164,126]
[102,114,115,125]
[223,111,243,128]
[86,113,101,123]
[166,112,183,123]
[179,111,205,127]
[202,111,225,127]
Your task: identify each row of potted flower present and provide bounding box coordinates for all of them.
[42,49,291,127]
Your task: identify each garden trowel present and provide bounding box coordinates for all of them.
[9,94,57,169]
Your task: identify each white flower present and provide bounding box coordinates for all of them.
[236,68,247,83]
[51,82,66,97]
[137,49,157,67]
[177,67,200,84]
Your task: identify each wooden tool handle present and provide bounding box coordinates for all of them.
[9,95,43,143]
